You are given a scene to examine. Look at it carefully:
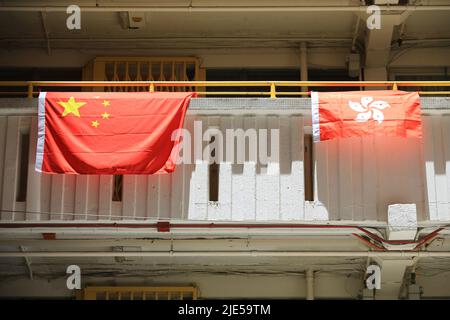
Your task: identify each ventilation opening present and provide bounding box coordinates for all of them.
[208,136,219,202]
[112,175,123,202]
[304,133,314,201]
[16,131,30,202]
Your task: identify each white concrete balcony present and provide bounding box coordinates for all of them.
[0,96,449,226]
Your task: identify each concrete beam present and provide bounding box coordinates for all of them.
[376,258,414,299]
[387,204,418,241]
[361,12,411,80]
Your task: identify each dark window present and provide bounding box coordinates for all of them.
[112,175,123,202]
[16,132,30,202]
[206,68,359,96]
[308,69,359,92]
[304,133,314,201]
[395,74,450,96]
[0,67,82,97]
[206,68,300,97]
[208,136,219,202]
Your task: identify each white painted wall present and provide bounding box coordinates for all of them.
[0,111,449,223]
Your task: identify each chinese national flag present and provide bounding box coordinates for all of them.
[311,90,422,142]
[36,92,196,174]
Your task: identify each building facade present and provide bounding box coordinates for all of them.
[0,0,449,299]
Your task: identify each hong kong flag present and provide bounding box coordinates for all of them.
[36,91,196,174]
[311,90,422,142]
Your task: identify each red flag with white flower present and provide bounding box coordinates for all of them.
[311,90,422,142]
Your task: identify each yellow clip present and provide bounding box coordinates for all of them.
[27,83,33,98]
[270,83,276,99]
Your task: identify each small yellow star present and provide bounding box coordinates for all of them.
[102,100,110,107]
[58,97,86,117]
[91,120,100,128]
[101,112,110,119]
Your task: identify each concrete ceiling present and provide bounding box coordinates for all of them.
[1,233,450,279]
[0,235,367,280]
[0,0,449,50]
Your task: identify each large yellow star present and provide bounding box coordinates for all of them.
[58,97,86,117]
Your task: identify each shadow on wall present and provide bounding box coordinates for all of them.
[314,135,428,222]
[422,115,450,221]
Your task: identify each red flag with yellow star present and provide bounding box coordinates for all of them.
[36,91,196,174]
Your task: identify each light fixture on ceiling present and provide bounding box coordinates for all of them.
[119,11,146,30]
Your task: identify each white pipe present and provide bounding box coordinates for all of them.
[2,251,450,258]
[40,11,51,55]
[0,6,444,12]
[19,245,33,280]
[306,269,314,300]
[0,37,353,43]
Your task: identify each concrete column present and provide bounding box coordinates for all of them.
[361,12,410,85]
[306,269,314,300]
[376,259,414,300]
[364,67,388,90]
[364,67,388,81]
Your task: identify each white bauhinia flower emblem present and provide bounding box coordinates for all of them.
[348,96,390,124]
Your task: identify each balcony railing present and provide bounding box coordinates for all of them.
[0,80,450,98]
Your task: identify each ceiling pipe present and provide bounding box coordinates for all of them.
[0,222,386,229]
[398,39,450,43]
[0,222,443,248]
[1,250,450,258]
[19,245,33,280]
[351,16,361,52]
[39,11,51,55]
[0,37,353,42]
